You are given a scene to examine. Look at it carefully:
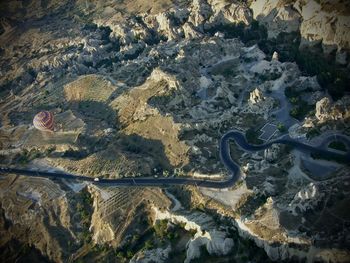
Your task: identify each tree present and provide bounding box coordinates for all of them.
[132,234,140,242]
[116,251,125,259]
[245,128,263,145]
[277,123,286,132]
[289,107,300,118]
[290,97,299,104]
[154,219,168,238]
[127,250,134,258]
[163,170,170,177]
[144,240,153,250]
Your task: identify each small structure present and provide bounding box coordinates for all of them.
[259,123,277,141]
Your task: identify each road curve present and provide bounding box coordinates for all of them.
[0,131,349,188]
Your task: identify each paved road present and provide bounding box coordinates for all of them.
[0,131,349,188]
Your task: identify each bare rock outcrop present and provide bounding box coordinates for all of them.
[271,51,279,61]
[207,0,252,26]
[250,0,350,62]
[250,0,301,38]
[293,75,321,92]
[130,246,171,263]
[296,0,350,53]
[182,22,204,39]
[188,0,213,28]
[0,176,74,262]
[153,207,234,263]
[264,144,281,162]
[288,183,323,216]
[246,87,274,119]
[88,186,115,244]
[249,87,265,104]
[315,96,350,123]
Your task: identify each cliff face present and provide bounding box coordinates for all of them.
[153,206,234,263]
[250,0,350,65]
[315,96,350,124]
[250,0,301,38]
[0,175,77,262]
[0,0,349,262]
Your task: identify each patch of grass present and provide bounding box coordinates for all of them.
[76,188,93,244]
[328,141,347,152]
[289,99,313,120]
[277,123,286,132]
[306,128,320,139]
[153,219,169,239]
[238,194,268,217]
[310,152,348,164]
[13,149,43,164]
[245,128,263,145]
[284,86,300,99]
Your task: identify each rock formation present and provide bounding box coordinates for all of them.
[153,206,234,262]
[315,96,350,123]
[250,0,350,64]
[249,88,264,104]
[250,0,301,38]
[0,0,349,262]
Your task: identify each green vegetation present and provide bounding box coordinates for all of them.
[143,240,154,250]
[12,146,56,165]
[76,189,93,244]
[277,123,286,132]
[328,141,347,152]
[289,102,312,120]
[245,128,263,145]
[113,218,187,262]
[310,152,348,164]
[258,70,281,81]
[159,33,168,42]
[306,128,320,139]
[62,147,89,159]
[153,219,184,242]
[284,86,314,120]
[238,194,268,216]
[153,219,169,239]
[217,66,239,78]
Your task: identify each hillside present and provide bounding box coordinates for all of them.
[0,0,349,262]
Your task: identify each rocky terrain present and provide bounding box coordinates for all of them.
[0,0,350,262]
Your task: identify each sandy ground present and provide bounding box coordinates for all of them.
[200,182,252,208]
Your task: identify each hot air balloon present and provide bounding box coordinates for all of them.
[33,111,54,132]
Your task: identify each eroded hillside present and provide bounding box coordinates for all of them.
[0,0,349,262]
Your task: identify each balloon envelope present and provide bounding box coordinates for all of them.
[33,111,54,131]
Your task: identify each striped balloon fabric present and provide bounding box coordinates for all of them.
[33,111,54,132]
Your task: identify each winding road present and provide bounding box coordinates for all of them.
[0,131,349,188]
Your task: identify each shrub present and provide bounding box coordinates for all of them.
[144,240,154,250]
[328,141,347,152]
[277,123,286,132]
[306,128,320,139]
[116,251,125,259]
[290,97,299,104]
[245,128,263,145]
[289,99,312,120]
[126,250,134,258]
[153,219,168,238]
